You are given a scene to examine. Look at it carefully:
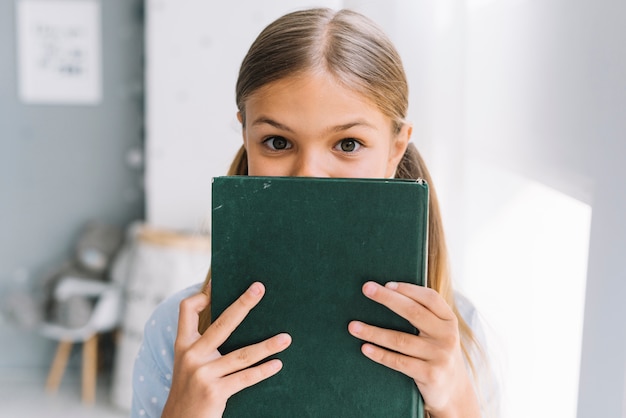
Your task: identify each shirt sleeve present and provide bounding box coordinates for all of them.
[131,283,203,418]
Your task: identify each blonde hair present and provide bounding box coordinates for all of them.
[236,8,408,133]
[198,7,485,410]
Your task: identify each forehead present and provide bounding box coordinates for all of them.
[244,72,391,129]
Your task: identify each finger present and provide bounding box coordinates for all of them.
[362,282,453,336]
[348,320,431,361]
[212,333,292,377]
[384,281,454,320]
[176,291,211,348]
[220,359,284,397]
[360,342,426,383]
[197,281,265,352]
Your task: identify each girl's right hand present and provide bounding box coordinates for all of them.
[161,282,292,418]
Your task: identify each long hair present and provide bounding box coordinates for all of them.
[197,7,485,409]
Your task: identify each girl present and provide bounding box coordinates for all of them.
[132,8,495,418]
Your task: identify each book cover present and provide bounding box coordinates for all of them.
[211,176,428,417]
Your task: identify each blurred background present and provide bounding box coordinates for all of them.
[0,0,624,417]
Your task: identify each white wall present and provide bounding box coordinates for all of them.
[145,0,340,231]
[460,2,626,416]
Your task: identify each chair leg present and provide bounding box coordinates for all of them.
[82,334,98,405]
[45,340,73,393]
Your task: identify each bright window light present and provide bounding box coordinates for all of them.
[459,160,591,418]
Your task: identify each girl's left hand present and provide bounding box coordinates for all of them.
[348,281,480,418]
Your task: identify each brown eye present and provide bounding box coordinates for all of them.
[336,139,361,153]
[264,136,291,150]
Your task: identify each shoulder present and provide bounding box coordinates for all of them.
[146,282,204,331]
[454,290,489,355]
[454,291,480,329]
[138,282,203,360]
[131,282,203,417]
[454,291,501,417]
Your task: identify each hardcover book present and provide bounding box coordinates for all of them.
[211,176,428,417]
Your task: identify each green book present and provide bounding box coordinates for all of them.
[211,176,428,417]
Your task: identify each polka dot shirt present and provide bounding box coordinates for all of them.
[131,283,202,418]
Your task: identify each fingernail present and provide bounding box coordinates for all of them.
[363,282,377,297]
[269,359,282,371]
[349,321,363,334]
[249,282,262,296]
[276,333,291,345]
[385,281,399,290]
[362,344,375,356]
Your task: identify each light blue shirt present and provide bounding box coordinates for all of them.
[131,283,202,417]
[131,283,499,417]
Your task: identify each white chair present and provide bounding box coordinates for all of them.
[40,276,123,404]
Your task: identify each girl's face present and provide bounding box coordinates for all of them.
[240,72,411,178]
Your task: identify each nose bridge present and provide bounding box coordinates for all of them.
[293,147,327,177]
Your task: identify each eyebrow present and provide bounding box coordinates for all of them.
[251,117,294,133]
[250,116,377,134]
